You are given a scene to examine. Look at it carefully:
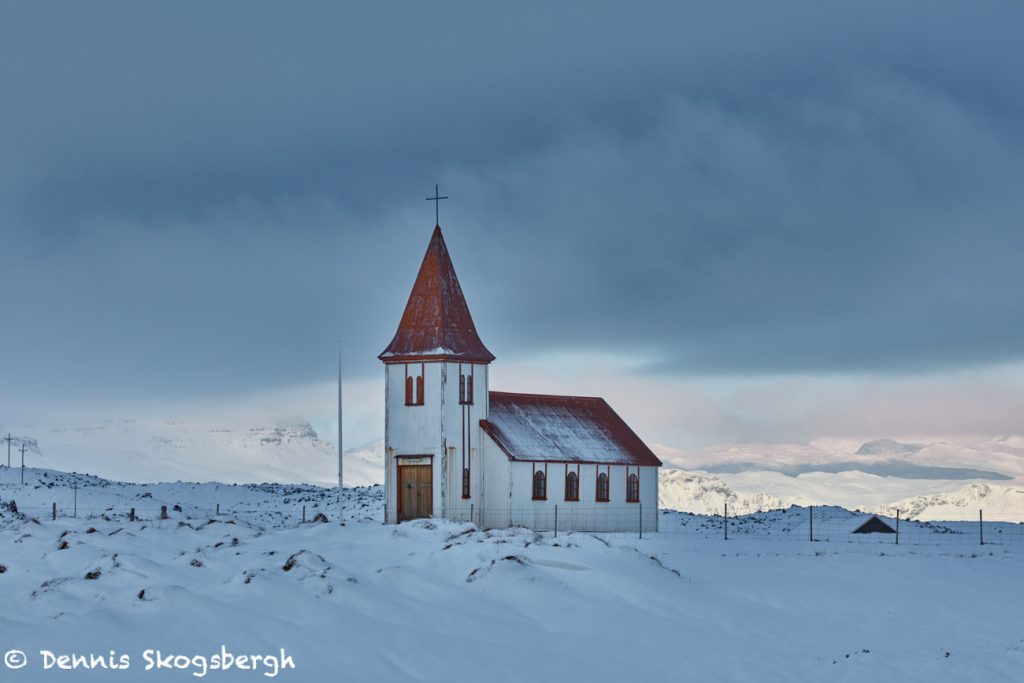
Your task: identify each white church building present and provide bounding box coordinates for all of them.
[380,224,661,532]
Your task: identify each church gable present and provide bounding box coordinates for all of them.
[480,391,662,467]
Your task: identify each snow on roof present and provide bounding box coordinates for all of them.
[379,225,495,363]
[480,391,662,466]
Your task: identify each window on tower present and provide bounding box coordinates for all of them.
[405,364,425,406]
[459,365,474,405]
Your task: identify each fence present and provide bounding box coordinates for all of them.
[436,503,1024,548]
[4,501,341,529]
[656,504,1024,548]
[5,496,1024,549]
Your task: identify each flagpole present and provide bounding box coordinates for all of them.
[344,339,348,524]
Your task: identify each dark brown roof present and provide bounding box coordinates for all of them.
[480,391,662,466]
[379,225,495,364]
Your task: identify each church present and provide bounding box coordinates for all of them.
[380,224,661,532]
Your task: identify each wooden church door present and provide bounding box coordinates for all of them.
[398,463,433,521]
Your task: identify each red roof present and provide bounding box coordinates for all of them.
[379,225,495,364]
[480,391,662,466]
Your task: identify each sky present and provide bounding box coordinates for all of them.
[1,2,1023,450]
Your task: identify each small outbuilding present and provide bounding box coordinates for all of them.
[852,515,896,534]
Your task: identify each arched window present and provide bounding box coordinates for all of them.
[459,367,475,405]
[462,467,471,499]
[532,470,547,500]
[405,375,414,405]
[596,472,609,502]
[565,471,579,501]
[415,375,425,405]
[627,473,640,503]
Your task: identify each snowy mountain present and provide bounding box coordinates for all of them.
[656,467,1024,522]
[657,469,801,515]
[873,482,1024,522]
[653,437,1024,481]
[855,437,924,456]
[5,419,383,487]
[652,436,1024,521]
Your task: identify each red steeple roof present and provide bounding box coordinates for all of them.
[379,225,495,364]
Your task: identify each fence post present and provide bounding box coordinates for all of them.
[302,505,306,523]
[554,504,558,538]
[130,507,135,522]
[639,502,643,540]
[470,503,474,527]
[724,502,728,541]
[809,505,813,542]
[979,509,984,546]
[52,502,56,520]
[896,509,900,545]
[160,505,168,520]
[73,486,78,518]
[216,503,220,516]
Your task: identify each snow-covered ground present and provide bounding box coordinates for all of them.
[2,466,1023,682]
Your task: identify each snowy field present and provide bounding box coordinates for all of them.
[2,467,1024,682]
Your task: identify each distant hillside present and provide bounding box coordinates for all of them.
[855,438,924,456]
[658,469,801,515]
[7,419,383,486]
[873,483,1024,522]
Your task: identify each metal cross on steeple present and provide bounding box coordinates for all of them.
[425,184,449,226]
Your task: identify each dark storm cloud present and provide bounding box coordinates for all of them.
[1,1,1023,405]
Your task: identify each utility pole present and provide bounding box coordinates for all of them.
[19,443,28,485]
[4,433,12,468]
[342,342,350,528]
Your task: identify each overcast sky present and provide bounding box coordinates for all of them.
[2,2,1023,448]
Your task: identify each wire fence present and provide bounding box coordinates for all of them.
[440,503,1024,548]
[5,496,1024,549]
[658,506,1024,548]
[3,502,343,529]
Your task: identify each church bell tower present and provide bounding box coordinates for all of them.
[379,224,494,523]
